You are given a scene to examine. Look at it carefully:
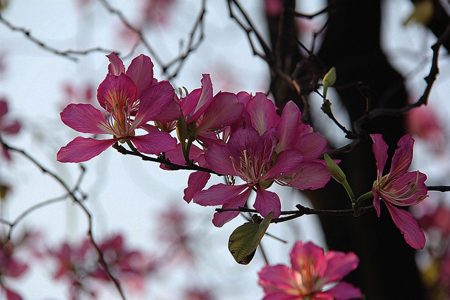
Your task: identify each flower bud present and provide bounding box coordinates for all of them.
[324,153,346,183]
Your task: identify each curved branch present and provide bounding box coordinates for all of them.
[0,13,115,61]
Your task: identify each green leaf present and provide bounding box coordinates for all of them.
[228,212,273,265]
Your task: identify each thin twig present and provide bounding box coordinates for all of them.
[216,204,376,224]
[97,0,163,68]
[113,143,220,175]
[0,13,115,61]
[164,0,207,79]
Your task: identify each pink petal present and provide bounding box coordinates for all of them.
[97,74,137,110]
[60,104,113,135]
[183,171,211,203]
[385,203,426,249]
[262,293,298,300]
[388,134,414,182]
[133,81,178,128]
[196,92,244,134]
[2,120,21,135]
[194,183,247,206]
[370,134,388,181]
[126,54,154,98]
[263,149,304,181]
[385,171,427,206]
[187,74,214,122]
[292,133,328,160]
[0,99,7,117]
[277,101,303,151]
[153,96,182,123]
[258,264,299,296]
[254,186,281,218]
[211,188,251,227]
[107,52,125,76]
[290,241,325,274]
[204,144,236,175]
[194,184,250,226]
[288,161,331,190]
[323,282,362,300]
[57,137,115,163]
[130,132,177,154]
[321,251,359,283]
[5,288,23,300]
[372,188,381,217]
[163,143,204,167]
[246,93,280,136]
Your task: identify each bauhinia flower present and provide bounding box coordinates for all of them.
[193,126,304,227]
[371,133,428,249]
[57,54,180,163]
[258,241,362,300]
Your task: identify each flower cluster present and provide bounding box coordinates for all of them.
[58,53,331,227]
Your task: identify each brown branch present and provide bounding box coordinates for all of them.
[227,0,274,66]
[164,0,207,79]
[0,13,115,61]
[97,0,163,67]
[216,204,376,223]
[112,142,220,175]
[353,23,450,136]
[427,186,450,192]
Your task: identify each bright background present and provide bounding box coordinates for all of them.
[1,0,449,299]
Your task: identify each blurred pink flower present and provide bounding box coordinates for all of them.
[59,81,94,109]
[418,204,450,237]
[57,53,180,163]
[0,98,21,160]
[371,134,428,249]
[0,239,28,300]
[265,0,284,17]
[406,105,444,152]
[258,241,361,300]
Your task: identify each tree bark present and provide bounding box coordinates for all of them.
[267,0,431,298]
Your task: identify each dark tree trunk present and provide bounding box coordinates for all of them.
[266,0,434,299]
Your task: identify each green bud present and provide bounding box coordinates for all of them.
[324,153,346,183]
[322,67,336,99]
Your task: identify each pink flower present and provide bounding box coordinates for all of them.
[193,98,330,226]
[0,98,21,160]
[371,134,428,249]
[258,241,362,300]
[172,75,243,203]
[406,105,444,152]
[0,239,28,300]
[194,126,304,226]
[275,101,331,190]
[57,54,180,163]
[179,74,243,144]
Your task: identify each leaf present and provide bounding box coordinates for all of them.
[228,212,273,264]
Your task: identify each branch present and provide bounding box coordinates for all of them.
[112,142,220,175]
[216,204,376,223]
[353,23,450,135]
[164,0,207,79]
[97,0,163,67]
[0,13,115,61]
[227,0,274,66]
[0,137,127,300]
